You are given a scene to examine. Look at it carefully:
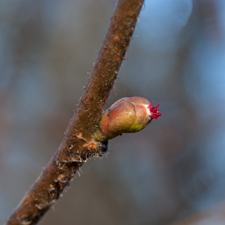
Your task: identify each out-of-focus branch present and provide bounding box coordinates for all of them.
[6,0,144,224]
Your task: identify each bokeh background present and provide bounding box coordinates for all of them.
[1,0,225,224]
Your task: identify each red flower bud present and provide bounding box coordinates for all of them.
[94,97,162,142]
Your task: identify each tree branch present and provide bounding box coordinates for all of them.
[6,0,145,224]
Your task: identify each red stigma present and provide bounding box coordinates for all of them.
[148,102,162,120]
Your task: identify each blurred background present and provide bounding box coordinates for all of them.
[1,0,225,224]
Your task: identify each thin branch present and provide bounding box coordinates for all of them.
[6,0,145,224]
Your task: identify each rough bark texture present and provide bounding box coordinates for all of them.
[6,0,145,224]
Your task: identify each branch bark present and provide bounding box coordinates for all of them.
[6,0,145,224]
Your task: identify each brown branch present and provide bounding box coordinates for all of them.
[6,0,145,225]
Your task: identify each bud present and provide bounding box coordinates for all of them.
[94,97,162,142]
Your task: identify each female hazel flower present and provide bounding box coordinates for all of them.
[94,97,162,142]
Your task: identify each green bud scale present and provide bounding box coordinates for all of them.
[94,97,162,142]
